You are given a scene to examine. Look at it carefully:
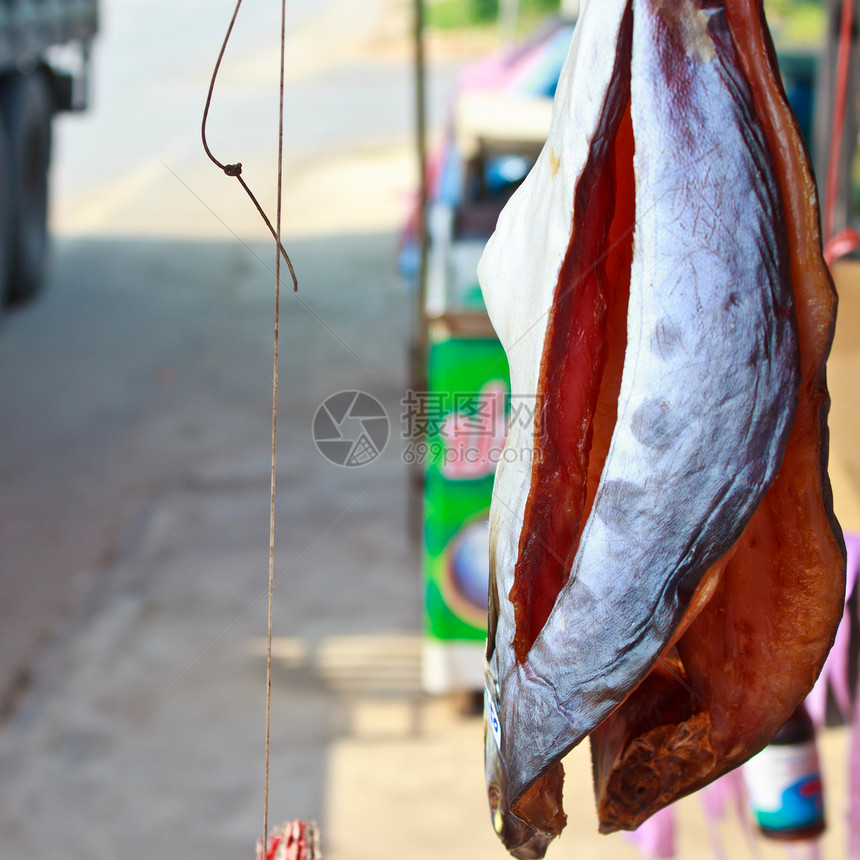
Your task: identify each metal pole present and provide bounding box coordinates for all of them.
[414,0,429,388]
[410,0,429,542]
[814,0,859,237]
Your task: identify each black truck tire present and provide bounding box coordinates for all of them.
[0,123,13,317]
[1,71,54,305]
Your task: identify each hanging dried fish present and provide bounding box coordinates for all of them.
[478,0,845,856]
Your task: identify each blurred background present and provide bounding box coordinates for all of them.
[0,0,857,858]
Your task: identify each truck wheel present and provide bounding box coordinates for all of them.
[0,122,13,316]
[1,71,54,305]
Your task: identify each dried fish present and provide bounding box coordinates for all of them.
[479,1,845,856]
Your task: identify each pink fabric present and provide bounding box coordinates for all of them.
[807,533,860,727]
[850,690,860,860]
[626,805,676,859]
[785,841,823,860]
[456,23,565,93]
[848,537,860,860]
[457,45,544,93]
[698,770,762,860]
[628,532,860,860]
[807,533,860,858]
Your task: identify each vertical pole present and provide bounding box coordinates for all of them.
[415,0,429,372]
[499,0,519,42]
[814,0,859,238]
[410,0,429,542]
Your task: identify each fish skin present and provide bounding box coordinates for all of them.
[593,0,845,832]
[479,0,801,853]
[479,4,631,850]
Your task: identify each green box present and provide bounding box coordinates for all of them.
[421,335,510,693]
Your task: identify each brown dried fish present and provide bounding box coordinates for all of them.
[478,1,845,856]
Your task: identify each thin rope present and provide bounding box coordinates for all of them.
[203,0,293,851]
[202,0,298,292]
[264,0,288,847]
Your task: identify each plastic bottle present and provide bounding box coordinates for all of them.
[742,703,825,840]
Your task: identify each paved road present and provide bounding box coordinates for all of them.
[0,1,491,857]
[0,226,423,856]
[0,0,464,711]
[52,0,456,237]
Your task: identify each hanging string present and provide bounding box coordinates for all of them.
[202,0,292,850]
[264,0,288,847]
[202,0,298,292]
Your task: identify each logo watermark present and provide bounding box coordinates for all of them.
[313,388,540,471]
[312,391,390,467]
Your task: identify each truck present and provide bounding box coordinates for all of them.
[0,0,97,310]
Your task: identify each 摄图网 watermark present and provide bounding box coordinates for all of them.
[312,388,539,471]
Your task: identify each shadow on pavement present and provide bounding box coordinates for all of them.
[0,230,423,858]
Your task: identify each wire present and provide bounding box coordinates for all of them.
[202,0,298,292]
[202,0,294,849]
[264,0,289,847]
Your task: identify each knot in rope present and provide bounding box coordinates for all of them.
[224,162,243,177]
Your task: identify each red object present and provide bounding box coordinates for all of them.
[823,0,856,243]
[255,820,319,860]
[824,227,860,268]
